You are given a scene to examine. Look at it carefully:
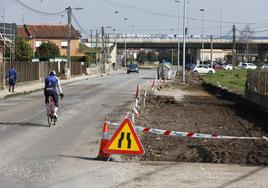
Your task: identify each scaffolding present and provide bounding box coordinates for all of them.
[0,22,16,64]
[0,22,16,89]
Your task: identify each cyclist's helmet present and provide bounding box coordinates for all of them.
[49,70,56,75]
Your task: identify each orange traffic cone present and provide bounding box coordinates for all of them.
[96,122,111,160]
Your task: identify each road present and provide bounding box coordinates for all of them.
[0,70,153,188]
[0,69,268,188]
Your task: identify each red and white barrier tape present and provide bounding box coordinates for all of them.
[106,121,268,141]
[106,121,120,126]
[135,98,139,108]
[149,78,167,92]
[133,106,140,116]
[135,126,268,141]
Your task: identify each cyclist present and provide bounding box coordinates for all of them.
[44,70,64,119]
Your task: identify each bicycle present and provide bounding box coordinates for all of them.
[47,96,57,127]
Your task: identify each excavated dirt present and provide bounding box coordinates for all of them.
[127,72,268,165]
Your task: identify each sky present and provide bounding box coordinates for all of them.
[1,0,268,38]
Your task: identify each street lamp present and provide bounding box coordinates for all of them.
[175,0,180,68]
[219,0,222,39]
[182,0,187,84]
[200,8,205,65]
[124,17,128,67]
[114,10,119,67]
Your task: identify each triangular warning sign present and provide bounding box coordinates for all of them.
[103,118,144,155]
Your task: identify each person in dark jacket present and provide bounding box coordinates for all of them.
[44,70,64,119]
[7,66,17,93]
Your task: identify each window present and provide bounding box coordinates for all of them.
[61,41,67,48]
[35,41,42,47]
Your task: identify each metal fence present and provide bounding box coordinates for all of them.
[247,70,268,96]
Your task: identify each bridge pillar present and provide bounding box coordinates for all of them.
[191,49,201,65]
[258,48,268,62]
[0,49,3,89]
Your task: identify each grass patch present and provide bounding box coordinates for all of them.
[202,69,248,93]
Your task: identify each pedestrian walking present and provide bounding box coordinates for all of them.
[7,66,17,93]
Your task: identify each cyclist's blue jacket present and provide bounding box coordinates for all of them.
[44,75,63,94]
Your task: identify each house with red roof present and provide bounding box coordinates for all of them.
[17,24,82,57]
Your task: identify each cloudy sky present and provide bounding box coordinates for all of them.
[1,0,268,37]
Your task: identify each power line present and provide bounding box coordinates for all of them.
[71,13,91,37]
[99,0,268,25]
[9,0,62,21]
[10,0,66,17]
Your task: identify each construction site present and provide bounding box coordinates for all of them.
[121,73,268,165]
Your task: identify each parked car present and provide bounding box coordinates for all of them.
[260,64,268,70]
[240,63,257,70]
[222,64,233,70]
[185,63,196,70]
[127,64,139,74]
[193,65,215,74]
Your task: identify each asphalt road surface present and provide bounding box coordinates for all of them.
[0,70,154,188]
[0,69,268,188]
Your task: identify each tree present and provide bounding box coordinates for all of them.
[35,41,60,59]
[15,36,33,61]
[158,50,172,63]
[137,50,147,64]
[239,25,256,62]
[147,51,157,62]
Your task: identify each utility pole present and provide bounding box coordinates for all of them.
[175,0,180,68]
[114,10,119,67]
[96,30,98,49]
[124,17,128,67]
[107,33,110,58]
[232,25,236,67]
[200,8,205,65]
[90,29,93,48]
[101,26,106,74]
[219,0,222,40]
[65,6,83,78]
[66,6,72,78]
[182,0,186,84]
[171,49,174,65]
[210,35,213,69]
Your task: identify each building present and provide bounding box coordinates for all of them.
[17,24,82,57]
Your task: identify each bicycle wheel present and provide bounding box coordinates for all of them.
[52,116,56,125]
[47,96,55,127]
[47,114,52,127]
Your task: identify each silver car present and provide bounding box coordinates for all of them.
[261,64,268,70]
[193,65,215,74]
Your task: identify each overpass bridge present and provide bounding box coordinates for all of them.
[115,37,268,50]
[111,36,268,63]
[85,34,268,63]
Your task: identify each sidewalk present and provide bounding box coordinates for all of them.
[0,70,122,100]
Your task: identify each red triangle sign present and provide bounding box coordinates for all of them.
[103,118,144,155]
